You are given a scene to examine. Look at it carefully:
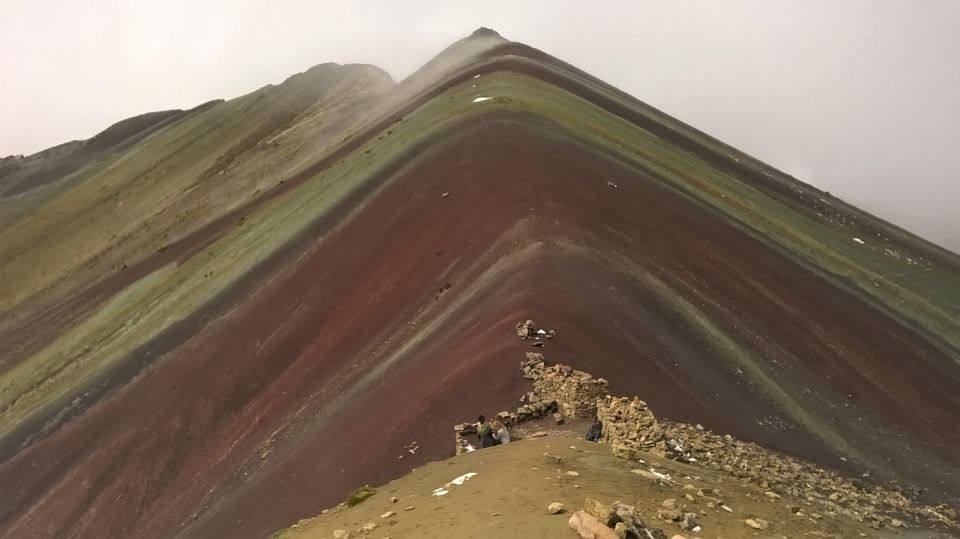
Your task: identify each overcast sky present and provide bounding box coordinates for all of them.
[2,1,958,250]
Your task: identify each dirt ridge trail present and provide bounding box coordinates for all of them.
[277,433,944,539]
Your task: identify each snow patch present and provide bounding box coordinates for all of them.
[852,237,865,245]
[472,96,494,103]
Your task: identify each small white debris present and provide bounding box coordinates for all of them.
[650,469,672,481]
[472,96,494,103]
[473,74,481,79]
[852,237,865,245]
[464,443,475,452]
[432,488,449,497]
[450,472,477,486]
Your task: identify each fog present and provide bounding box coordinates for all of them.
[2,1,958,250]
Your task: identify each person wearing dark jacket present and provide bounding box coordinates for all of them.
[477,415,496,448]
[585,417,603,442]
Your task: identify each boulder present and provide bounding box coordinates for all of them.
[611,502,642,537]
[516,320,538,339]
[548,502,566,514]
[679,512,698,531]
[568,510,619,539]
[583,498,617,526]
[657,508,682,522]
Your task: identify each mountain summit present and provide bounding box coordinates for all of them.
[0,30,958,538]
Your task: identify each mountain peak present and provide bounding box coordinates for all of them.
[469,26,503,39]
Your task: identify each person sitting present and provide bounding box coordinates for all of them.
[492,419,511,444]
[477,415,496,448]
[585,417,603,442]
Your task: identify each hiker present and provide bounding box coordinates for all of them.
[585,417,602,442]
[477,415,496,448]
[492,419,511,444]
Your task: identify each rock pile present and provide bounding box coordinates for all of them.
[515,319,555,340]
[596,396,664,459]
[515,319,539,339]
[521,352,608,418]
[568,497,667,539]
[656,422,956,530]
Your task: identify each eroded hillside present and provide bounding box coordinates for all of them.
[1,28,958,538]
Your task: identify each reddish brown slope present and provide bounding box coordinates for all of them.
[2,113,956,538]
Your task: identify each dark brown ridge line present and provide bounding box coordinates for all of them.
[483,42,960,269]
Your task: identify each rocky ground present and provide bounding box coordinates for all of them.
[273,428,951,538]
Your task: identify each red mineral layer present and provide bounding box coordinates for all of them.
[1,113,957,538]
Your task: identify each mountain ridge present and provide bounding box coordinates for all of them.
[0,28,957,538]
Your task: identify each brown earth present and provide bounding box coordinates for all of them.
[278,431,935,539]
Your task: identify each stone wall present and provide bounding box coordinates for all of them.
[595,395,664,459]
[521,353,608,419]
[452,397,557,455]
